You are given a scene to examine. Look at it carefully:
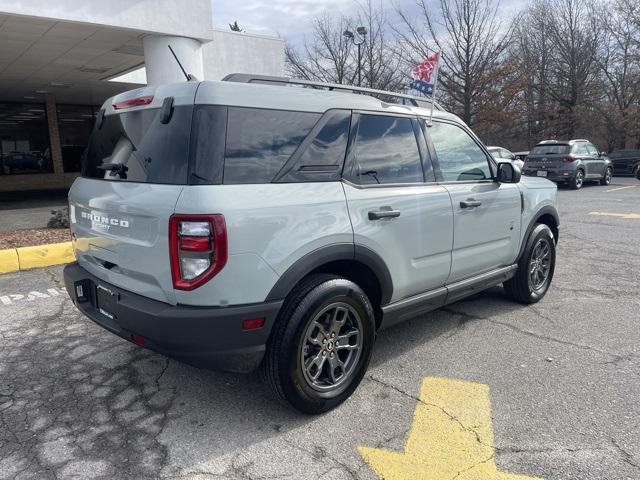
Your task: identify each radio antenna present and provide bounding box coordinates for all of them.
[168,45,193,81]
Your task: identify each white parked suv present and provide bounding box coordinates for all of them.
[64,75,559,413]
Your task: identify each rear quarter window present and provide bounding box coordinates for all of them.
[223,108,321,184]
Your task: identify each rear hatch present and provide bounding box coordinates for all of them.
[526,144,571,169]
[69,83,198,304]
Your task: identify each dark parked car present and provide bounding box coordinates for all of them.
[522,139,613,189]
[608,149,640,177]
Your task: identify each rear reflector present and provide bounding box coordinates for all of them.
[131,334,146,346]
[179,236,211,252]
[113,95,154,110]
[242,317,266,331]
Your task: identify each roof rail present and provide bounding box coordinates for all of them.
[570,139,589,143]
[222,73,441,110]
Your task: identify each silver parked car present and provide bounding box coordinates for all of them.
[64,76,559,413]
[487,146,524,169]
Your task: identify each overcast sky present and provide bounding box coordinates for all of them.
[212,0,526,46]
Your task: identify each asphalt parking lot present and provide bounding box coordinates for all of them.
[1,177,639,480]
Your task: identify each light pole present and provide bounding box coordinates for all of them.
[343,26,368,87]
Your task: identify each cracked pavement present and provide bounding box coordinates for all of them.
[1,178,640,479]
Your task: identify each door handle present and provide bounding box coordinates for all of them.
[460,199,482,208]
[368,208,401,220]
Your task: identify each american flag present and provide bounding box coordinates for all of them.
[411,52,440,83]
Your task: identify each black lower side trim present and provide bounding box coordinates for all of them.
[379,265,517,330]
[64,262,282,373]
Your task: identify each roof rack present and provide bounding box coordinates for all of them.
[222,73,442,110]
[570,139,589,143]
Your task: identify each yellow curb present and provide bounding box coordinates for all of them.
[0,248,20,274]
[14,242,75,271]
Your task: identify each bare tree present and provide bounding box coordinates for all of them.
[395,0,513,126]
[285,14,355,84]
[513,0,556,145]
[285,1,403,90]
[545,0,602,138]
[594,0,640,149]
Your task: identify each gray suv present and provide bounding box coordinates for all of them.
[63,76,559,413]
[522,139,613,189]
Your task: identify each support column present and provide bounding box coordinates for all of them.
[45,94,64,177]
[143,35,204,85]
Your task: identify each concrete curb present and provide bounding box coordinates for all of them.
[0,242,75,274]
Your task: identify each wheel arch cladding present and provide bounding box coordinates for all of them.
[265,244,393,312]
[518,206,559,261]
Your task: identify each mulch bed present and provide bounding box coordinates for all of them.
[0,228,70,249]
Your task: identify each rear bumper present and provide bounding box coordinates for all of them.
[63,262,282,373]
[522,168,575,182]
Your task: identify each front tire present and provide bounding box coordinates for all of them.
[262,274,375,414]
[600,167,612,185]
[504,224,556,304]
[570,169,584,189]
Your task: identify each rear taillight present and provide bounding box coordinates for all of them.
[563,154,576,162]
[112,95,154,110]
[169,214,228,290]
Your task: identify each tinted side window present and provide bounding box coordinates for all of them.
[190,105,227,185]
[223,108,320,184]
[428,121,491,181]
[350,114,423,185]
[276,110,350,182]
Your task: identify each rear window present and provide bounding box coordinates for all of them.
[83,106,192,184]
[531,144,570,155]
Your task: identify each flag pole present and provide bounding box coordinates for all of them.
[427,52,440,127]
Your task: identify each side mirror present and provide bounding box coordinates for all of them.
[600,151,607,157]
[497,161,521,183]
[510,154,516,160]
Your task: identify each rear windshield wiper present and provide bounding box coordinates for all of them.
[97,163,128,179]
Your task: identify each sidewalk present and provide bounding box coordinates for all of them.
[0,190,68,232]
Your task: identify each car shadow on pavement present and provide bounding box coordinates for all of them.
[369,286,528,369]
[0,284,530,479]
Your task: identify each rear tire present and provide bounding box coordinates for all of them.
[570,169,584,189]
[504,224,556,304]
[262,274,375,414]
[600,167,612,185]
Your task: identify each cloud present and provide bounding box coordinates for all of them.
[213,0,413,43]
[212,0,528,45]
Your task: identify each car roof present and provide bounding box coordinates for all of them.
[537,139,590,145]
[105,79,464,124]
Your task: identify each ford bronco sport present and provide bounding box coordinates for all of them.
[64,76,559,414]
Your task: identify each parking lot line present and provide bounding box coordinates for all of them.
[358,377,541,480]
[604,185,638,193]
[589,211,640,219]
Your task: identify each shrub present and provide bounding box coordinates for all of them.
[47,208,69,229]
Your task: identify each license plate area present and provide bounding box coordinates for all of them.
[96,285,118,320]
[537,170,548,177]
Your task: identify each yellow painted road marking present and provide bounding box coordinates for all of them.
[604,185,637,193]
[589,211,640,219]
[359,377,541,480]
